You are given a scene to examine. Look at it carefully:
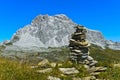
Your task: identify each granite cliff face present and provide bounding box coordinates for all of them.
[10,14,120,50]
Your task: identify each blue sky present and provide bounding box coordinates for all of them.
[0,0,120,42]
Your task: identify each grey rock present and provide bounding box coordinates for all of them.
[87,56,94,61]
[36,68,52,73]
[90,72,100,76]
[71,49,82,53]
[88,67,107,72]
[89,61,98,67]
[59,67,79,75]
[48,76,61,80]
[81,76,96,80]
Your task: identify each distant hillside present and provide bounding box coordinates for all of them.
[0,45,120,80]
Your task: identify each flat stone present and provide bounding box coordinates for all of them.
[48,76,61,80]
[60,74,67,77]
[81,76,96,80]
[36,68,52,73]
[74,32,83,35]
[70,39,89,46]
[88,67,107,72]
[59,67,79,75]
[90,72,100,76]
[89,61,98,67]
[81,55,87,59]
[38,59,49,67]
[72,49,82,53]
[87,56,93,61]
[70,52,78,56]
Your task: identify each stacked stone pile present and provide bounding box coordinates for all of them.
[69,25,107,78]
[69,25,97,68]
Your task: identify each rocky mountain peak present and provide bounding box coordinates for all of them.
[31,14,70,26]
[9,14,120,50]
[11,14,76,48]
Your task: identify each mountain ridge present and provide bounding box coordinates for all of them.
[6,14,120,50]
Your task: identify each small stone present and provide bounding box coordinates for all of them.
[89,61,98,67]
[89,67,107,72]
[38,59,49,67]
[87,56,93,61]
[72,49,82,53]
[74,32,83,35]
[82,53,89,56]
[50,62,57,68]
[59,67,79,75]
[36,68,52,73]
[81,55,87,59]
[48,76,61,80]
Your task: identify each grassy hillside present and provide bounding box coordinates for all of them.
[0,45,120,80]
[90,45,120,79]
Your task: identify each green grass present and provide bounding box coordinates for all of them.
[0,58,48,80]
[90,45,120,80]
[0,46,120,80]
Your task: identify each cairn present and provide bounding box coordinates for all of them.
[69,25,107,78]
[69,25,97,68]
